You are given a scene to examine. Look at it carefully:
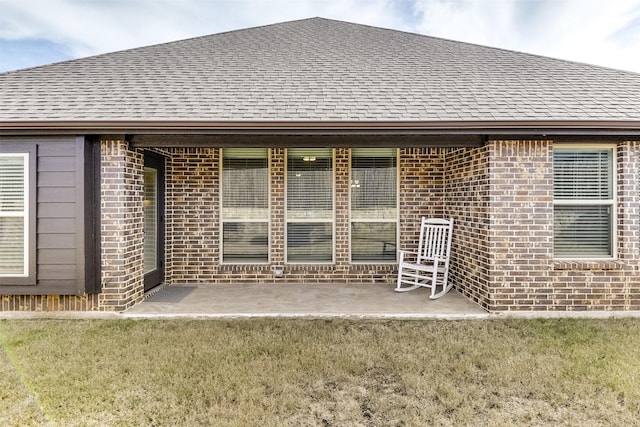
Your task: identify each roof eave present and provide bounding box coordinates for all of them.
[1,120,640,136]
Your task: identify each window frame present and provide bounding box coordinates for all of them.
[219,148,271,264]
[285,148,335,264]
[349,148,399,263]
[553,144,617,260]
[0,144,37,285]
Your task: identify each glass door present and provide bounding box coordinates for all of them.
[143,153,165,291]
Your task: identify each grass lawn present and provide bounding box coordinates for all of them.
[1,318,639,426]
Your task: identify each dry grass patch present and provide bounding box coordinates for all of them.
[0,338,46,426]
[0,318,639,426]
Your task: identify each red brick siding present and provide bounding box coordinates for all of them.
[398,147,446,252]
[165,148,219,282]
[1,294,99,311]
[486,140,554,311]
[444,146,491,309]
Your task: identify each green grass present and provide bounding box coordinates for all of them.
[1,319,639,426]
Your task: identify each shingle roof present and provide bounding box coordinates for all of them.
[1,17,639,126]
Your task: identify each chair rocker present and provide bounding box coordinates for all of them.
[396,217,454,299]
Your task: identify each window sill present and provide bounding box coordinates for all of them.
[553,260,624,271]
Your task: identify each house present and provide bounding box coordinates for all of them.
[1,18,639,312]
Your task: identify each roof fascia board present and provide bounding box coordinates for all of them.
[1,120,639,137]
[1,119,640,129]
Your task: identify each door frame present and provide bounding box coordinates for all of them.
[143,151,165,292]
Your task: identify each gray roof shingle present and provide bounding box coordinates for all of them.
[1,17,639,124]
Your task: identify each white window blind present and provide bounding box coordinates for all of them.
[351,148,397,261]
[554,150,613,199]
[287,148,333,262]
[221,149,269,263]
[0,154,28,276]
[553,147,614,258]
[554,206,611,256]
[222,149,269,220]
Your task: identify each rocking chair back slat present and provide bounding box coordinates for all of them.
[396,217,454,300]
[418,218,451,262]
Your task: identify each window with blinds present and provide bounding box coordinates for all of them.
[0,153,28,276]
[286,148,333,262]
[351,148,398,261]
[221,149,269,263]
[553,147,615,258]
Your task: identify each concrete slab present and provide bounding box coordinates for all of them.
[123,283,490,319]
[0,311,121,320]
[4,284,636,320]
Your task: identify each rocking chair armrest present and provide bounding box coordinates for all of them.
[398,250,418,263]
[398,250,418,256]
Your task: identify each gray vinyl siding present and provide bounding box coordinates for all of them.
[0,136,95,295]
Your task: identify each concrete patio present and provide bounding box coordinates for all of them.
[123,283,490,319]
[2,284,639,319]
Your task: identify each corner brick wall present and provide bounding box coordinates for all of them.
[99,139,145,311]
[398,148,446,249]
[444,146,491,309]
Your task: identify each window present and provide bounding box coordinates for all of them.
[0,147,35,284]
[221,149,269,263]
[553,146,615,258]
[351,148,398,262]
[286,148,333,262]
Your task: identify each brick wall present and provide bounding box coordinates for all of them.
[99,139,145,311]
[1,294,99,311]
[162,147,447,285]
[398,147,446,249]
[486,140,640,311]
[486,140,555,311]
[165,148,219,282]
[444,146,491,308]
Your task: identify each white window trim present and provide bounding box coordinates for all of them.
[553,144,617,260]
[284,148,335,264]
[0,152,29,277]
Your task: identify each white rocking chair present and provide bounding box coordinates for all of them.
[396,218,454,299]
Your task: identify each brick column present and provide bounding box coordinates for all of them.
[618,141,640,265]
[334,148,350,267]
[99,139,145,311]
[487,140,554,311]
[618,141,640,309]
[270,148,285,269]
